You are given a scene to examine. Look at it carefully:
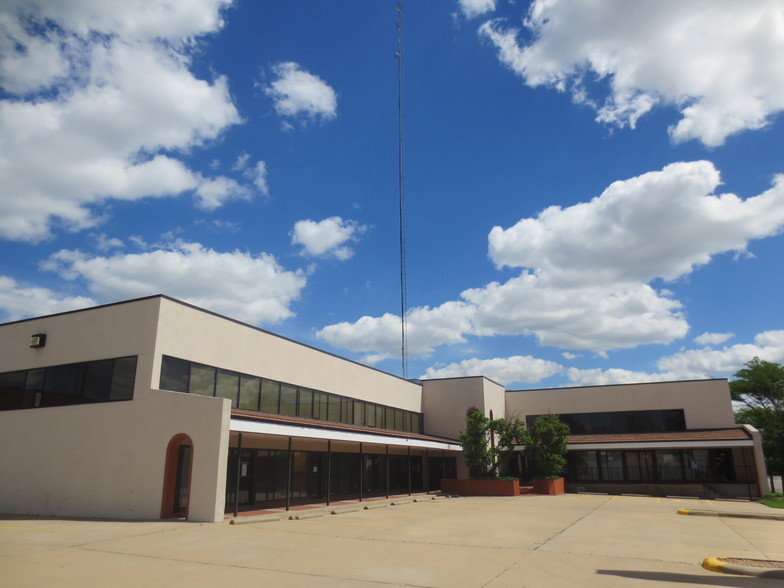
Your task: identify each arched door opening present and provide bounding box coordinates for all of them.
[161,433,193,519]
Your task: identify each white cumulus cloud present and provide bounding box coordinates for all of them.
[317,162,784,360]
[0,276,95,322]
[694,332,735,346]
[480,0,784,146]
[458,0,496,19]
[291,217,367,260]
[422,355,562,386]
[0,0,244,243]
[41,242,307,325]
[265,62,337,124]
[489,161,784,284]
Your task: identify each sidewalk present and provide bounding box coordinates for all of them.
[2,494,783,587]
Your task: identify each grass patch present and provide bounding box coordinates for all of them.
[759,492,784,509]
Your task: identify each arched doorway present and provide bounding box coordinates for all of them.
[161,433,193,519]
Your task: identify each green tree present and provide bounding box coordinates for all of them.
[526,414,570,478]
[736,407,784,475]
[731,358,784,475]
[730,357,784,411]
[459,409,526,479]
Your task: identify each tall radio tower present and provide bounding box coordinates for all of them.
[395,3,408,379]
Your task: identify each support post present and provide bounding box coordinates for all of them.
[326,439,332,507]
[385,445,390,499]
[407,446,412,496]
[286,437,292,511]
[359,442,363,503]
[233,433,243,517]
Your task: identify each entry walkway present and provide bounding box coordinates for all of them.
[2,494,783,587]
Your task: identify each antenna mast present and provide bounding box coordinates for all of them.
[396,3,408,379]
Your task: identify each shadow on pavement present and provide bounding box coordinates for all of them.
[596,569,775,586]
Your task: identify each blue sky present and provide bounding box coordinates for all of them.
[2,0,784,390]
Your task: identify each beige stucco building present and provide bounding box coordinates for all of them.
[0,296,769,522]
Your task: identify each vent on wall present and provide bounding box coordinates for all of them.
[29,333,46,348]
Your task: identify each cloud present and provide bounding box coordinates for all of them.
[479,0,784,146]
[0,0,243,243]
[0,276,95,322]
[489,161,784,283]
[317,162,784,360]
[249,161,270,197]
[264,62,337,124]
[41,241,307,325]
[655,330,784,380]
[290,217,367,260]
[565,367,678,387]
[458,0,496,19]
[421,355,562,386]
[318,301,473,362]
[194,176,252,211]
[694,332,735,346]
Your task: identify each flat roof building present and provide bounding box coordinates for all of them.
[0,296,769,522]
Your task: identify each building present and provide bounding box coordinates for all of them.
[0,296,769,522]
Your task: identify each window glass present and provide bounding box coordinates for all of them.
[340,397,353,424]
[385,406,395,431]
[216,370,239,408]
[260,379,280,413]
[83,360,113,402]
[599,451,624,480]
[376,405,386,429]
[238,375,260,410]
[569,451,598,481]
[0,370,27,410]
[366,402,376,427]
[353,400,364,426]
[41,363,81,406]
[313,391,328,420]
[160,356,189,392]
[591,412,612,434]
[610,412,628,434]
[111,356,136,401]
[656,450,683,481]
[298,388,313,419]
[404,411,412,433]
[279,383,298,416]
[328,394,342,422]
[665,409,686,431]
[414,413,423,434]
[189,363,216,396]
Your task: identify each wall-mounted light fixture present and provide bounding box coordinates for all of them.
[29,333,46,348]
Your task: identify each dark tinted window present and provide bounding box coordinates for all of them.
[160,356,189,392]
[0,357,136,411]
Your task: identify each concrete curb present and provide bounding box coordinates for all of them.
[229,514,283,525]
[228,494,445,524]
[677,508,784,521]
[702,557,784,579]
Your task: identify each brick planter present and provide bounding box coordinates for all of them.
[532,477,565,495]
[441,478,520,496]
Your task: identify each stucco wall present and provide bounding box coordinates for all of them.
[421,377,506,439]
[505,379,736,430]
[0,386,229,522]
[154,298,423,412]
[0,299,231,522]
[0,296,162,373]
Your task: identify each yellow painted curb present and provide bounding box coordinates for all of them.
[677,509,690,515]
[702,557,727,573]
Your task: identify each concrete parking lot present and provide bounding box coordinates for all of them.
[1,493,783,587]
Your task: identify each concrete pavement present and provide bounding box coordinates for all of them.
[2,494,783,587]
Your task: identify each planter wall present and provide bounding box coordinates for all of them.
[441,478,520,497]
[532,477,565,495]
